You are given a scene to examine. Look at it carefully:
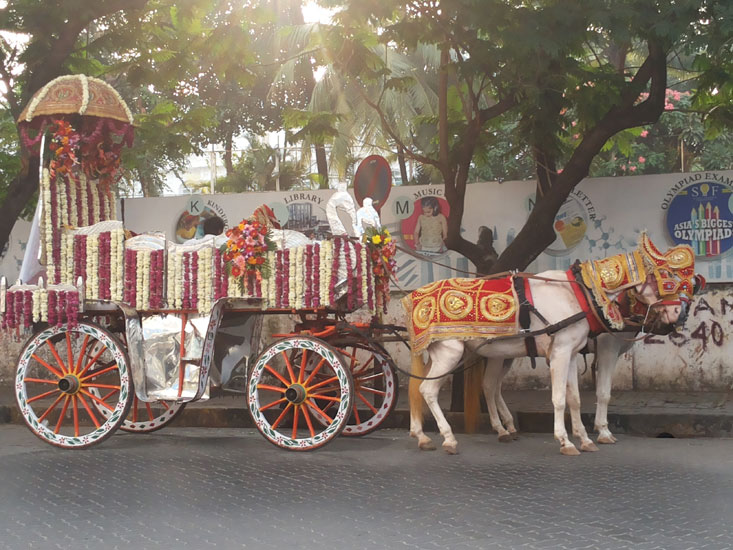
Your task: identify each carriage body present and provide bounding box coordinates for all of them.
[3,76,398,450]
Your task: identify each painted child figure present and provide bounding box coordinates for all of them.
[414,196,447,253]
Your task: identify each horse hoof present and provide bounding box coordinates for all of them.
[560,445,581,456]
[498,433,513,443]
[442,443,458,455]
[581,441,599,452]
[597,434,617,444]
[418,440,436,451]
[510,431,520,440]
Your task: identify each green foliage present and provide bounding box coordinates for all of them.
[216,142,309,193]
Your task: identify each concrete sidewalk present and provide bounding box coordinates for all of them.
[2,384,731,438]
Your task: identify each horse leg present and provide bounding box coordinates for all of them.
[594,335,624,444]
[409,352,435,451]
[496,359,518,439]
[482,358,512,442]
[421,340,465,454]
[567,356,598,452]
[548,345,579,456]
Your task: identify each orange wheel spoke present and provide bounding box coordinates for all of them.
[79,389,114,411]
[73,396,80,436]
[281,351,297,384]
[24,377,59,385]
[145,402,154,421]
[73,335,90,374]
[83,383,121,390]
[271,403,293,430]
[306,375,338,392]
[263,364,291,388]
[352,400,361,425]
[77,393,101,428]
[355,372,385,384]
[305,399,332,424]
[45,340,68,376]
[79,364,118,382]
[65,333,74,377]
[297,349,309,383]
[292,405,300,439]
[53,396,71,434]
[303,358,327,386]
[31,354,63,379]
[38,394,65,423]
[77,346,107,378]
[353,355,375,375]
[161,401,170,411]
[356,391,379,414]
[307,394,341,403]
[257,383,287,393]
[359,386,386,396]
[301,403,316,438]
[100,388,119,402]
[27,389,61,403]
[259,397,287,412]
[132,396,139,423]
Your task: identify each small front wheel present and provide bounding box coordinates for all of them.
[15,322,133,449]
[247,336,353,451]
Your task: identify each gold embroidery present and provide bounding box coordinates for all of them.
[413,296,436,330]
[479,294,515,322]
[439,290,473,320]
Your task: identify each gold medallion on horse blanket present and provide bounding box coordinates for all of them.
[402,277,519,354]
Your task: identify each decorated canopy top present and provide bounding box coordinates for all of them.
[18,74,134,125]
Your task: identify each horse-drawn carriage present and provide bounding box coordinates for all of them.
[2,75,401,451]
[2,76,706,456]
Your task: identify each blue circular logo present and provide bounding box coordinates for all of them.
[666,180,733,258]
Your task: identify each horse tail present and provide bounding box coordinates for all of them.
[464,355,485,434]
[409,351,427,426]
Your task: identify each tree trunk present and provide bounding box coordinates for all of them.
[397,147,409,184]
[224,130,234,175]
[314,144,329,187]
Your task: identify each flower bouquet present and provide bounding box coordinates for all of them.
[363,226,397,312]
[221,218,276,291]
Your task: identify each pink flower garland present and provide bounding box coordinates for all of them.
[282,249,290,307]
[344,240,354,310]
[98,232,111,299]
[50,180,61,283]
[275,250,284,307]
[365,254,375,311]
[191,251,199,310]
[66,292,79,328]
[48,291,57,326]
[75,180,83,225]
[355,242,363,306]
[329,237,341,305]
[150,250,164,308]
[23,290,32,329]
[56,291,66,327]
[86,180,94,225]
[124,249,137,306]
[214,249,223,300]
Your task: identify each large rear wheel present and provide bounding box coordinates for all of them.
[247,336,353,451]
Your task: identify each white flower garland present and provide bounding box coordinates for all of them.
[111,229,123,301]
[68,179,77,227]
[166,248,176,308]
[320,240,333,306]
[266,251,276,308]
[294,246,304,310]
[39,289,48,322]
[87,234,99,300]
[64,232,74,285]
[79,75,90,115]
[57,178,67,227]
[79,174,88,226]
[91,182,100,225]
[198,248,212,313]
[42,169,53,278]
[32,289,42,322]
[173,251,183,309]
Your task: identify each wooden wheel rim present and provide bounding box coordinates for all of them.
[248,337,353,450]
[340,347,397,436]
[91,393,185,433]
[15,323,131,448]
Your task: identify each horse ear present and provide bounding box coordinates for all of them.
[693,274,706,294]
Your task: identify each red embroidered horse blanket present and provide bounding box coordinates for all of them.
[402,277,519,354]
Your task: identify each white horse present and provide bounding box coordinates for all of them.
[407,270,687,456]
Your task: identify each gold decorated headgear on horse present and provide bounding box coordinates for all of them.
[639,233,697,302]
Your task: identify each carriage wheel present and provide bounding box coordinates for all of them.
[247,336,353,451]
[320,344,398,436]
[15,322,133,449]
[91,393,186,433]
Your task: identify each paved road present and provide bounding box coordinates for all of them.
[1,426,731,549]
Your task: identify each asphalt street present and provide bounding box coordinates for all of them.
[1,426,731,549]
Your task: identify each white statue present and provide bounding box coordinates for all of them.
[355,197,381,237]
[326,182,359,236]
